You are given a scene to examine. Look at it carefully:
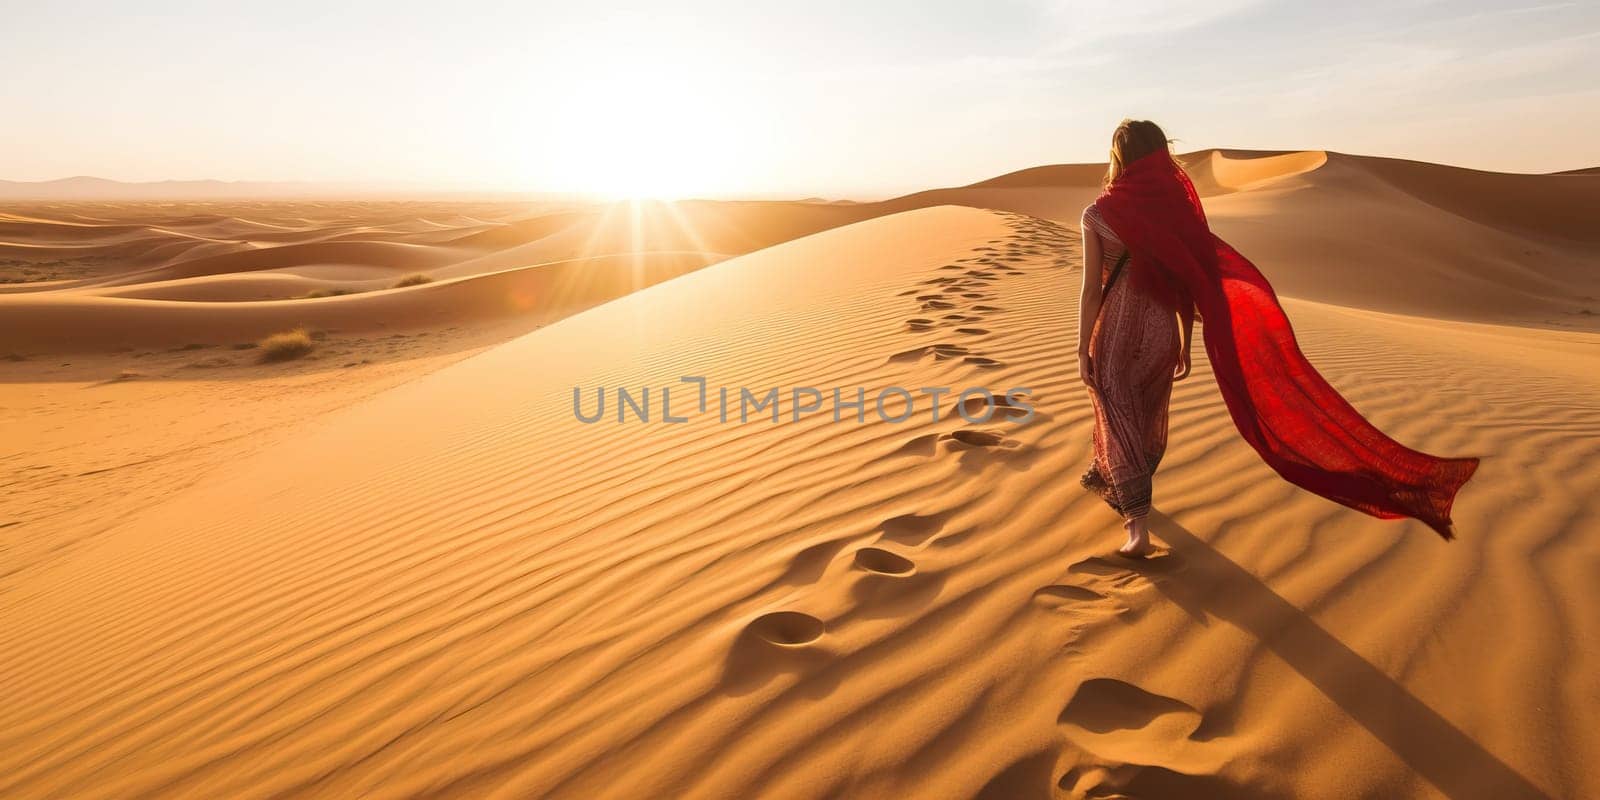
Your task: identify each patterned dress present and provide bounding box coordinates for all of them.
[1079,202,1184,520]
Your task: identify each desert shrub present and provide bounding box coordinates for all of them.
[392,273,433,288]
[257,328,315,363]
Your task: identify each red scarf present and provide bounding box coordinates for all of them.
[1095,151,1478,539]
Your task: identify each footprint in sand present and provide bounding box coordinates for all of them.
[922,300,956,310]
[769,538,852,588]
[1032,584,1106,609]
[723,610,835,691]
[849,547,943,614]
[853,546,917,577]
[971,305,1003,312]
[952,393,1034,422]
[964,356,1004,368]
[878,511,950,545]
[888,343,967,363]
[747,611,826,647]
[955,327,989,336]
[1071,552,1183,578]
[1069,556,1127,578]
[946,429,1009,447]
[1065,765,1260,800]
[1057,678,1208,761]
[892,432,942,456]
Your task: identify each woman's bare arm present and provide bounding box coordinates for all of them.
[1077,212,1104,389]
[1173,290,1196,380]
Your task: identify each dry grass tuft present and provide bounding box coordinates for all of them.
[257,328,316,363]
[393,273,433,288]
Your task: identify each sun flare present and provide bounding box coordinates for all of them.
[536,61,745,200]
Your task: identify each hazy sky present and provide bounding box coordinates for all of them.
[4,0,1597,196]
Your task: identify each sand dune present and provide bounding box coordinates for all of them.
[901,150,1600,328]
[4,204,1598,798]
[8,149,1593,350]
[1193,152,1600,325]
[1178,149,1328,195]
[0,198,883,350]
[3,153,1599,799]
[2,251,721,351]
[85,240,470,288]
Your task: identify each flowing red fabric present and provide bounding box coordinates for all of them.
[1094,151,1479,539]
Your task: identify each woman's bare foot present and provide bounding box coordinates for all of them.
[1117,517,1154,558]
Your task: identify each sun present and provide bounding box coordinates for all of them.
[535,62,746,200]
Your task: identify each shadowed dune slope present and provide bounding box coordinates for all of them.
[1348,154,1600,243]
[2,206,1595,799]
[1194,152,1600,325]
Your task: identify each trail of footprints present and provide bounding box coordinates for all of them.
[740,213,1077,650]
[740,214,1198,790]
[896,212,1074,365]
[1033,553,1218,797]
[739,511,953,652]
[889,213,1076,454]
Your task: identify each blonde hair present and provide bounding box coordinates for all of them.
[1105,119,1173,186]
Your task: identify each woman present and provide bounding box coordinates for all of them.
[1078,121,1194,556]
[1077,119,1478,557]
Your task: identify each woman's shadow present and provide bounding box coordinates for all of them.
[1134,511,1550,800]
